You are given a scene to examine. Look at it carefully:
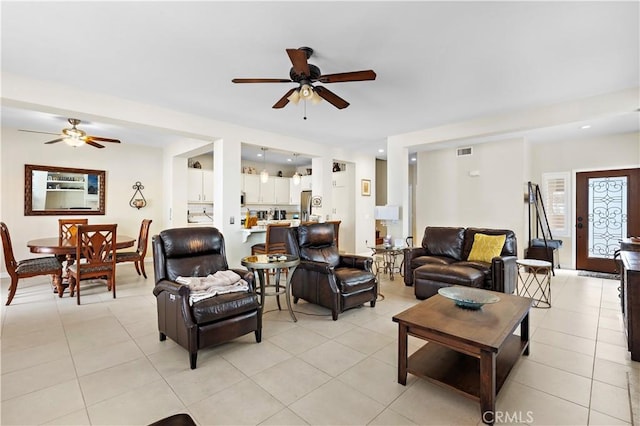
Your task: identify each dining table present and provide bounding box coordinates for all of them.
[27,234,136,296]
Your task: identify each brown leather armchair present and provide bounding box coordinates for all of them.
[285,222,377,320]
[152,227,261,369]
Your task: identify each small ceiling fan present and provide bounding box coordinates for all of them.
[19,118,121,148]
[232,47,376,110]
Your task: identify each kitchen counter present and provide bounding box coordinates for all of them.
[241,227,266,243]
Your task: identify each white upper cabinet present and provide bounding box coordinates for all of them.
[301,175,312,191]
[188,169,214,202]
[289,175,312,204]
[332,170,348,188]
[242,173,285,204]
[243,174,261,204]
[290,179,301,205]
[274,177,290,205]
[259,177,276,204]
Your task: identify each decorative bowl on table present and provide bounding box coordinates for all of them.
[438,287,500,310]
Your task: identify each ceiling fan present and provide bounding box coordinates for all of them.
[19,118,121,148]
[232,47,376,110]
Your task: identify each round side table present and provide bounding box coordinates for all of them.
[516,258,552,308]
[241,254,300,322]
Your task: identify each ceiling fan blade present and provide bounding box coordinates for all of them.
[19,129,61,135]
[44,138,65,145]
[232,78,292,83]
[286,48,310,77]
[318,70,377,83]
[314,86,350,109]
[273,88,296,109]
[85,140,105,149]
[86,136,121,143]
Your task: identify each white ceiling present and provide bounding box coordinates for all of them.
[1,1,638,163]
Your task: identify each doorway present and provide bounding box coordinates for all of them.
[575,168,640,272]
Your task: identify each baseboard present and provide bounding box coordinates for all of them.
[629,371,639,426]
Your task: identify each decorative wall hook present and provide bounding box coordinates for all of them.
[129,181,147,209]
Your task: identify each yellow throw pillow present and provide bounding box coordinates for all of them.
[467,233,506,263]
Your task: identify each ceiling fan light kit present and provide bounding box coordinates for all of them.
[232,46,376,113]
[20,118,122,149]
[64,138,85,147]
[287,89,301,105]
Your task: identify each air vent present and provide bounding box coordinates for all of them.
[456,147,473,157]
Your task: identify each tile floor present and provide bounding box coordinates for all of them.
[1,264,638,425]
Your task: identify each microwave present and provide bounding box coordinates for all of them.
[240,191,246,207]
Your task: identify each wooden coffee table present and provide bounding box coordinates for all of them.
[393,288,532,425]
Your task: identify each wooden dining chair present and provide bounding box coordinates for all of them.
[68,224,117,305]
[58,218,89,263]
[1,222,63,305]
[113,219,152,278]
[58,218,89,242]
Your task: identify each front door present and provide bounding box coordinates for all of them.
[576,168,640,273]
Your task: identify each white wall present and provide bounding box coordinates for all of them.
[415,138,527,255]
[411,132,639,267]
[529,131,640,268]
[0,128,164,267]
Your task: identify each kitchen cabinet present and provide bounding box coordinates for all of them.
[243,174,260,204]
[290,180,301,205]
[188,169,214,203]
[332,170,348,187]
[290,175,312,204]
[260,178,275,204]
[242,173,277,204]
[274,177,290,204]
[301,175,312,190]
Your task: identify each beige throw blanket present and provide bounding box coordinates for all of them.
[176,270,249,305]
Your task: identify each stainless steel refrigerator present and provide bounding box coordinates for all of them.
[300,190,312,221]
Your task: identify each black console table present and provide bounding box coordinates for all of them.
[620,250,640,361]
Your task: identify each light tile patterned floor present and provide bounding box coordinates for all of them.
[1,265,638,425]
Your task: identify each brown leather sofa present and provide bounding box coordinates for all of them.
[403,227,518,299]
[152,227,261,369]
[284,222,377,320]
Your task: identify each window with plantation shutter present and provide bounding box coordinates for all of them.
[541,172,570,237]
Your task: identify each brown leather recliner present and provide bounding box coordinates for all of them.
[285,222,377,320]
[152,227,261,369]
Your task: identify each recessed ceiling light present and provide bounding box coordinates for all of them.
[378,148,384,153]
[411,157,417,162]
[581,124,591,129]
[257,153,263,157]
[287,158,292,162]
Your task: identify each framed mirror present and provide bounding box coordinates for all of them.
[24,164,106,216]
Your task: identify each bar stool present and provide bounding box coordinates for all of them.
[516,258,552,308]
[251,223,290,255]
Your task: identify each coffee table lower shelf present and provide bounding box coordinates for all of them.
[407,334,528,402]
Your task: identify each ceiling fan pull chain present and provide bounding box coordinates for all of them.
[303,100,307,120]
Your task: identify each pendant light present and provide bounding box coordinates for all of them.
[260,147,269,183]
[292,153,301,185]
